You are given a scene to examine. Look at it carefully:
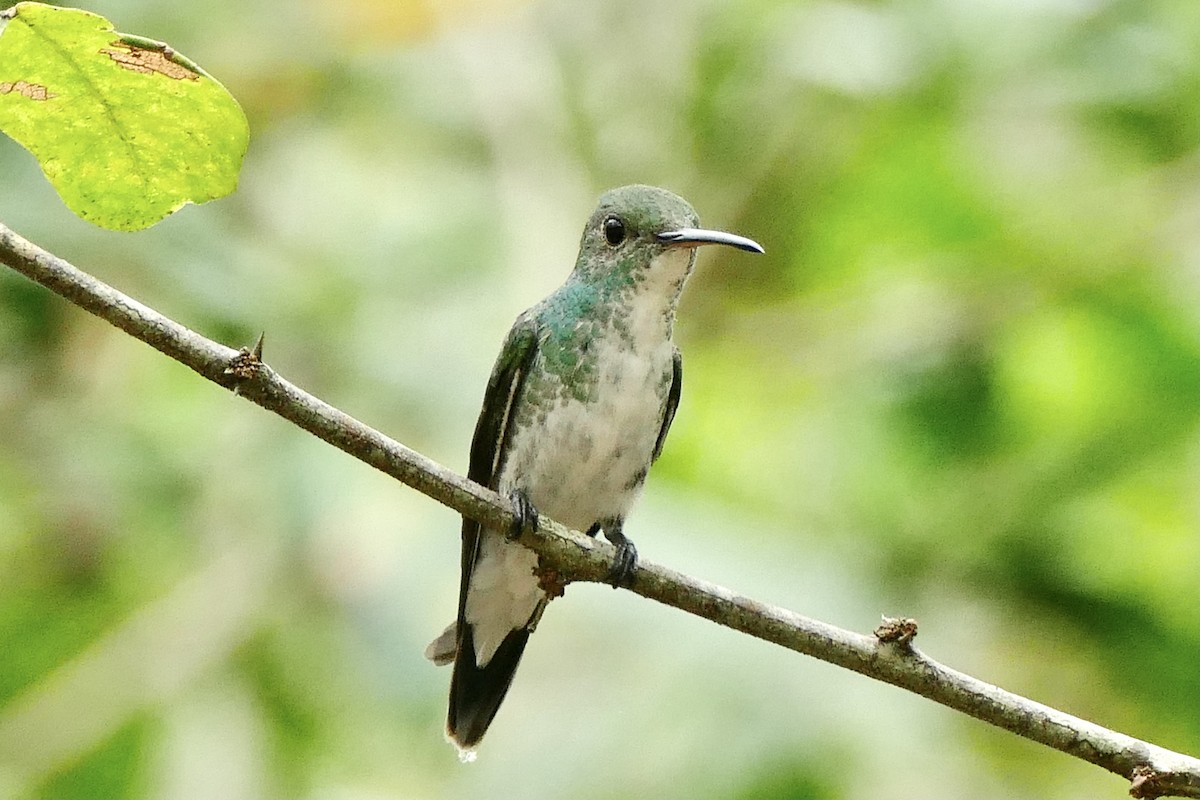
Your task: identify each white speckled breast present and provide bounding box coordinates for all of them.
[503,335,672,528]
[464,248,689,666]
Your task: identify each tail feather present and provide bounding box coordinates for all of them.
[447,622,531,753]
[425,622,458,666]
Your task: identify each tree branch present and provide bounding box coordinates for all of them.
[2,220,1197,799]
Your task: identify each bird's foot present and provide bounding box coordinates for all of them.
[603,531,638,589]
[507,489,539,541]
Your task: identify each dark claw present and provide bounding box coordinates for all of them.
[605,539,638,589]
[507,489,538,541]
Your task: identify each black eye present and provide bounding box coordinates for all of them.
[603,216,626,246]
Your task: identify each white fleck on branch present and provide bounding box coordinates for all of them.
[2,220,1197,799]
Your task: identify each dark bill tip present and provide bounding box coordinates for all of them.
[657,227,765,254]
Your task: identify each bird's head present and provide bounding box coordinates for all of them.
[572,185,763,298]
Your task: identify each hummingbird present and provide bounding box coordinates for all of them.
[425,184,763,759]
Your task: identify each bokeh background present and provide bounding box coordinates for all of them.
[1,0,1198,798]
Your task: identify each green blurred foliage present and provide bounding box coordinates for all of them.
[1,0,1197,798]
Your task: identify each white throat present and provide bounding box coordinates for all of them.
[627,247,694,339]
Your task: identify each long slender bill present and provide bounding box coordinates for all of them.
[657,227,765,254]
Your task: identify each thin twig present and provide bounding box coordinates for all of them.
[2,220,1197,799]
